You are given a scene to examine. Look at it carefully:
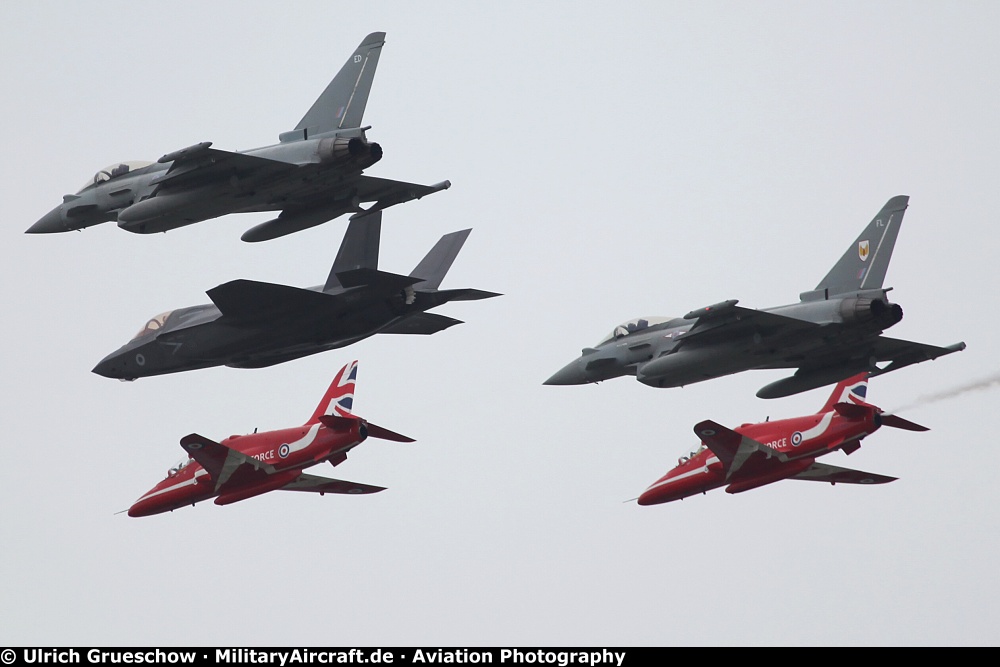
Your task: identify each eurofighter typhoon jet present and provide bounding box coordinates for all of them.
[93,212,499,380]
[26,32,449,242]
[545,196,965,398]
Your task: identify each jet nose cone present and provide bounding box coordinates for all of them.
[543,360,588,385]
[26,206,66,234]
[92,353,133,380]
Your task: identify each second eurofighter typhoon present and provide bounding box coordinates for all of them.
[92,212,499,380]
[27,32,449,242]
[545,196,965,398]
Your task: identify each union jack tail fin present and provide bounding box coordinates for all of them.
[819,373,869,413]
[308,361,358,424]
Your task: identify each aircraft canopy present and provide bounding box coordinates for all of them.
[78,161,153,193]
[597,316,678,346]
[133,311,177,341]
[166,457,193,478]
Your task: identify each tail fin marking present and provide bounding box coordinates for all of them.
[819,373,869,413]
[294,32,386,138]
[813,195,908,298]
[309,361,358,423]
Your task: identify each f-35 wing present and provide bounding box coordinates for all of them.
[151,142,295,190]
[790,462,897,485]
[207,280,336,320]
[279,472,385,495]
[693,420,787,481]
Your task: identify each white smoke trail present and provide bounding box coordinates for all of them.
[889,371,1000,413]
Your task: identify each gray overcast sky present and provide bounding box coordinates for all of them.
[2,1,998,646]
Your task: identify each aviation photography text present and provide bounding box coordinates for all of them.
[11,649,629,667]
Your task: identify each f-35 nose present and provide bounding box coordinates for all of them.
[26,206,67,234]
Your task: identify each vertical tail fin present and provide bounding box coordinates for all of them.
[294,32,385,137]
[324,211,381,291]
[308,361,358,424]
[812,195,908,297]
[409,229,472,290]
[819,373,869,413]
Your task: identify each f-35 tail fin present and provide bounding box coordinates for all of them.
[812,195,908,298]
[294,31,385,138]
[324,211,381,291]
[409,229,472,290]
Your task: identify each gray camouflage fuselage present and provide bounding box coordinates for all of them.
[545,196,965,398]
[27,32,449,243]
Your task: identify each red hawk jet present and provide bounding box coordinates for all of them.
[637,374,927,505]
[128,361,412,517]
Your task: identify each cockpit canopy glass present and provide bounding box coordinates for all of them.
[166,457,193,478]
[78,161,154,193]
[596,316,676,346]
[133,311,176,341]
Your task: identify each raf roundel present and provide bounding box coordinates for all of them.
[700,428,716,437]
[791,431,803,446]
[278,443,291,459]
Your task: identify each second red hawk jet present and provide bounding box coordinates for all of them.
[637,374,927,505]
[128,360,412,517]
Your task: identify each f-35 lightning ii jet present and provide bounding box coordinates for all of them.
[93,211,499,380]
[545,196,965,398]
[27,32,449,242]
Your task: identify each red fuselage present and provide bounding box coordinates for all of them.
[129,421,366,517]
[638,408,879,505]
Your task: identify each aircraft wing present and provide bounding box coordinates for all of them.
[350,176,451,214]
[379,312,464,335]
[179,433,275,489]
[789,462,897,485]
[680,303,821,345]
[279,472,385,495]
[151,142,296,190]
[207,280,336,320]
[693,420,788,481]
[867,336,966,376]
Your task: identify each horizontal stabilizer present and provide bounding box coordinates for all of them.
[317,414,414,442]
[432,288,503,302]
[380,312,463,335]
[280,472,386,495]
[880,414,929,432]
[335,268,422,290]
[790,462,897,485]
[207,280,333,319]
